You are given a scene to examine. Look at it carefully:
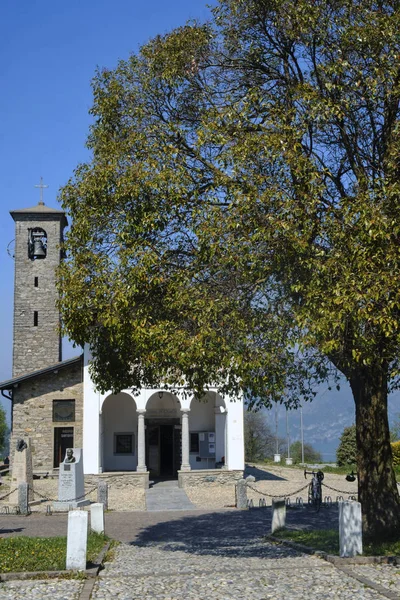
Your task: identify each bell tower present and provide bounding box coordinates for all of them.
[10,195,68,377]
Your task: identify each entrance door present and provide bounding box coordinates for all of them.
[146,421,180,478]
[54,427,74,468]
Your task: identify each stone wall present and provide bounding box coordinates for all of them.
[85,472,149,490]
[10,359,83,472]
[178,469,243,488]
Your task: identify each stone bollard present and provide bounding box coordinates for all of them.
[90,503,105,535]
[97,481,108,510]
[271,498,286,534]
[339,500,362,557]
[18,482,29,515]
[66,510,88,571]
[235,479,248,509]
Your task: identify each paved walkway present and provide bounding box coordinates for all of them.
[146,480,195,511]
[0,508,400,599]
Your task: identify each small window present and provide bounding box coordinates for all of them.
[34,277,38,287]
[114,433,135,455]
[190,432,199,453]
[34,311,38,326]
[53,400,75,422]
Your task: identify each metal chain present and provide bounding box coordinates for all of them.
[0,488,18,501]
[30,485,98,504]
[322,482,358,495]
[246,482,310,498]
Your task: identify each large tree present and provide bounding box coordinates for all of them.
[59,0,400,541]
[244,410,279,461]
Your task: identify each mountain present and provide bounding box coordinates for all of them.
[263,380,400,462]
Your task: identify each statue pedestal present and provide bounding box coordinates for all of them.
[53,449,90,511]
[9,438,33,505]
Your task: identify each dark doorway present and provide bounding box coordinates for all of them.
[53,427,73,468]
[160,425,174,477]
[146,419,181,478]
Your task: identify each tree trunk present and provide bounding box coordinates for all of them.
[350,368,400,543]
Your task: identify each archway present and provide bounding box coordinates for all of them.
[189,392,227,468]
[101,392,137,471]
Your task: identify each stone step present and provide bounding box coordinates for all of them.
[145,483,195,511]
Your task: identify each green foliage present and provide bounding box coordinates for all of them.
[244,410,278,461]
[336,425,357,467]
[391,441,400,466]
[289,441,322,465]
[0,404,8,455]
[0,533,108,573]
[59,0,400,539]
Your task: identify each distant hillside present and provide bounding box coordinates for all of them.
[263,380,400,463]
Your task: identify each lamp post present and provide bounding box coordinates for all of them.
[286,408,292,465]
[274,404,281,463]
[300,405,305,464]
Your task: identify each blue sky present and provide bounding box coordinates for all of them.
[0,0,214,381]
[0,1,398,451]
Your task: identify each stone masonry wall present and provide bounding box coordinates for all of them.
[12,214,65,377]
[178,469,243,488]
[11,360,83,472]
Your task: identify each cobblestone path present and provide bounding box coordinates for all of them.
[0,509,400,599]
[92,540,400,600]
[90,509,400,600]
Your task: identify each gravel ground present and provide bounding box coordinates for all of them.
[186,464,359,509]
[0,463,359,512]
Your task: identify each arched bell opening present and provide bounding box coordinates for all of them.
[144,391,181,479]
[101,392,137,471]
[28,227,47,259]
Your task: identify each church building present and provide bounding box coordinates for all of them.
[0,199,244,487]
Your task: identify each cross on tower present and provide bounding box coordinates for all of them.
[34,177,48,205]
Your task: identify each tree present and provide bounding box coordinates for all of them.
[0,405,8,456]
[244,410,278,461]
[290,441,322,465]
[59,0,400,541]
[336,425,357,467]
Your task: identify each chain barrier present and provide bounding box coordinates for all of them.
[0,488,17,502]
[29,485,98,504]
[246,482,310,499]
[246,480,358,502]
[322,482,358,496]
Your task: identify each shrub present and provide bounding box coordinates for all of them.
[391,441,400,466]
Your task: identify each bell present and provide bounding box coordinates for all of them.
[32,238,46,259]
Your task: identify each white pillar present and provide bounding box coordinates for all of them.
[137,409,147,472]
[66,510,88,571]
[215,407,226,463]
[99,412,104,474]
[180,408,191,471]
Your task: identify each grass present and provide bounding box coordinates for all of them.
[273,528,400,556]
[0,531,109,573]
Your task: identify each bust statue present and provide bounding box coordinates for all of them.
[64,448,76,463]
[16,439,27,452]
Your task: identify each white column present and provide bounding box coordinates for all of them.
[99,412,104,474]
[215,407,226,464]
[180,408,191,471]
[137,409,147,472]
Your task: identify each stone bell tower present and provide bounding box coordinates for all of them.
[10,189,68,378]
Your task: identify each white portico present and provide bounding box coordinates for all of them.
[82,351,244,478]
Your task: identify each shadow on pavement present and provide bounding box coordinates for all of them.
[244,465,286,481]
[129,506,338,559]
